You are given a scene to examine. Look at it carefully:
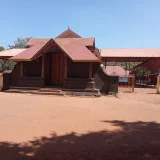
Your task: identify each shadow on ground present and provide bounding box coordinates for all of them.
[0,121,160,160]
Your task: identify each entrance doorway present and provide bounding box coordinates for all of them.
[51,53,64,85]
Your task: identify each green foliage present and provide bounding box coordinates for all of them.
[0,46,5,51]
[9,37,30,49]
[106,62,139,70]
[0,60,16,72]
[0,38,30,72]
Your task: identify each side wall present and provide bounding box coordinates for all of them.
[10,58,44,87]
[67,59,100,78]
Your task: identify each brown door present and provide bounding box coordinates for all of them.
[51,53,64,85]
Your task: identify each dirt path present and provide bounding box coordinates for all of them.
[119,88,160,104]
[0,92,160,159]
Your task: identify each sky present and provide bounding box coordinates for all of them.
[0,0,160,49]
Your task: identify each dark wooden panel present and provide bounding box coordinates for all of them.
[23,58,42,77]
[51,53,64,85]
[18,77,44,87]
[67,59,89,78]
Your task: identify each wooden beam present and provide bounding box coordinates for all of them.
[89,62,92,79]
[132,75,135,92]
[20,62,23,77]
[64,55,67,79]
[41,54,45,78]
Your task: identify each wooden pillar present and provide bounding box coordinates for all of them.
[41,54,45,78]
[64,55,67,79]
[89,62,92,79]
[20,62,23,77]
[125,62,127,76]
[132,75,135,92]
[154,58,157,74]
[156,74,160,94]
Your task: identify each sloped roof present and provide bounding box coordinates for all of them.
[133,58,160,71]
[27,38,49,46]
[10,39,99,62]
[0,49,26,58]
[101,48,160,58]
[27,38,94,47]
[10,40,51,61]
[106,66,129,76]
[55,41,99,62]
[56,28,81,38]
[55,38,95,47]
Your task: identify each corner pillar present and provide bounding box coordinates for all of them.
[41,54,45,78]
[89,62,92,79]
[20,62,23,77]
[64,55,67,79]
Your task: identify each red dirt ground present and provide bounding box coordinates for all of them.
[0,89,160,159]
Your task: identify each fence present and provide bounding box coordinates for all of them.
[118,75,135,92]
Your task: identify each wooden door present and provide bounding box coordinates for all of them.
[51,53,64,85]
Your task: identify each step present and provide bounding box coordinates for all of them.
[63,91,101,97]
[10,86,40,90]
[62,88,99,92]
[5,89,65,96]
[39,88,62,93]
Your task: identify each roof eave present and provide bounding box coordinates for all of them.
[72,59,100,62]
[9,59,31,62]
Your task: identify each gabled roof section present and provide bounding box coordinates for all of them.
[55,38,95,47]
[10,39,99,62]
[27,38,94,47]
[27,38,49,47]
[10,39,52,61]
[54,41,99,62]
[56,28,81,38]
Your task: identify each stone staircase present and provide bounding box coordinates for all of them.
[62,88,101,97]
[5,86,101,97]
[5,86,65,96]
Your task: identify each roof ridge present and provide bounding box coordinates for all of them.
[56,28,81,38]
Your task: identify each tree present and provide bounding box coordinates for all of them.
[0,46,5,51]
[0,38,30,72]
[9,37,30,48]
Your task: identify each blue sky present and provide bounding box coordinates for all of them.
[0,0,160,49]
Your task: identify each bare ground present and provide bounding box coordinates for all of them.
[0,89,160,160]
[118,87,160,105]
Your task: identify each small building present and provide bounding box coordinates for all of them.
[105,66,129,77]
[3,28,103,94]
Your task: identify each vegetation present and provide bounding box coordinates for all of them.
[9,37,30,49]
[0,46,5,52]
[106,62,139,70]
[0,38,29,72]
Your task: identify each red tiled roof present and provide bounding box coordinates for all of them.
[10,39,99,62]
[56,28,81,38]
[55,38,95,47]
[55,41,99,62]
[27,38,49,46]
[101,48,160,58]
[27,38,94,47]
[106,66,129,76]
[10,39,51,61]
